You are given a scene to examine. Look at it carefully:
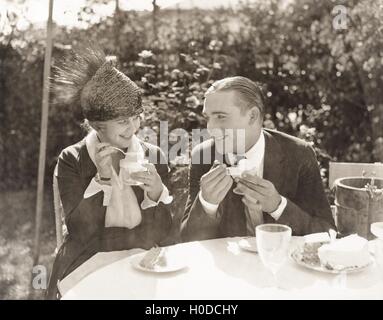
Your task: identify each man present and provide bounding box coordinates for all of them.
[181,76,336,241]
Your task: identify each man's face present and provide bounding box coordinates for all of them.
[203,90,259,154]
[98,115,141,149]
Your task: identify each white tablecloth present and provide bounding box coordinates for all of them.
[61,237,383,300]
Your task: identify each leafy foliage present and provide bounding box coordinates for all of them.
[1,0,382,193]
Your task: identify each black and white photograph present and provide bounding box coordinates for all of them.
[0,0,383,303]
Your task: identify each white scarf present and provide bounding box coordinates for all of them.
[86,130,143,229]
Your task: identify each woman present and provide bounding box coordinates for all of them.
[46,45,173,299]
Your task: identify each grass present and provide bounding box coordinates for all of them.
[0,166,189,300]
[0,189,56,300]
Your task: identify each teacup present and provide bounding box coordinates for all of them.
[371,223,383,274]
[371,222,383,239]
[120,158,149,186]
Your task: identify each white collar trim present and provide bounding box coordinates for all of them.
[244,130,265,162]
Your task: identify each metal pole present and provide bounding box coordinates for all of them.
[114,0,120,56]
[33,0,54,266]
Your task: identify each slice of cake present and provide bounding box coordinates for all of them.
[226,167,242,178]
[226,159,256,178]
[139,247,167,270]
[304,232,331,245]
[318,234,371,270]
[300,233,331,266]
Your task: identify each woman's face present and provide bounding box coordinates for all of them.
[95,115,141,149]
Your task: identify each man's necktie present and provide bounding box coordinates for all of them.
[244,203,264,236]
[228,154,264,236]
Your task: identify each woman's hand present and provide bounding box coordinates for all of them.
[130,163,164,202]
[94,143,118,179]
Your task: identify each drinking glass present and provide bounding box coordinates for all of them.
[256,224,292,288]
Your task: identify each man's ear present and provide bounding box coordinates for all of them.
[248,107,260,124]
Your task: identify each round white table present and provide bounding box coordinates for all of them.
[61,237,383,300]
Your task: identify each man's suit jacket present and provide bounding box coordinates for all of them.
[180,129,336,241]
[46,138,172,299]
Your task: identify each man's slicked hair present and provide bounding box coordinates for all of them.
[205,76,266,117]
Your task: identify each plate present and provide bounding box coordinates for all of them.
[290,246,374,274]
[238,237,258,253]
[130,252,187,273]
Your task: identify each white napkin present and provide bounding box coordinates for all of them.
[104,137,144,229]
[104,166,142,229]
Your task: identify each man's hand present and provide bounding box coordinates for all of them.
[130,163,164,202]
[233,171,281,213]
[200,161,233,205]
